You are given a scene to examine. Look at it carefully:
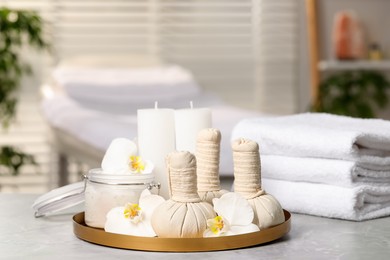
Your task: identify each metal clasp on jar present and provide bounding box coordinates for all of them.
[147,182,161,195]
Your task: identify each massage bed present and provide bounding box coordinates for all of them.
[41,55,262,186]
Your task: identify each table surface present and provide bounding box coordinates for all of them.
[1,194,390,260]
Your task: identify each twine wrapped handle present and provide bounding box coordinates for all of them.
[196,128,222,192]
[166,151,201,203]
[232,138,265,199]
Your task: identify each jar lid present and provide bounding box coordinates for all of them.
[32,169,156,217]
[32,181,85,218]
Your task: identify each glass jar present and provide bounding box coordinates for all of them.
[84,168,159,228]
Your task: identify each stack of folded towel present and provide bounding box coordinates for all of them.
[231,113,390,221]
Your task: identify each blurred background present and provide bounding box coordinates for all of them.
[0,0,389,193]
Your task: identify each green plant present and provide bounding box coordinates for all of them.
[0,146,37,176]
[0,8,48,175]
[312,71,390,118]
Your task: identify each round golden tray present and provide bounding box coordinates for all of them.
[73,210,291,252]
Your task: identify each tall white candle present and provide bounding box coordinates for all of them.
[175,102,212,153]
[137,103,175,199]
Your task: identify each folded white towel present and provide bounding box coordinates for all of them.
[262,155,390,187]
[232,113,390,165]
[262,178,390,221]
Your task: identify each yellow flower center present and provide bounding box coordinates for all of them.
[208,216,225,235]
[129,156,145,173]
[124,203,141,221]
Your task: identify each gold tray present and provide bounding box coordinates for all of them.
[73,210,291,252]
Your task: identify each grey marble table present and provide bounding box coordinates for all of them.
[1,194,390,260]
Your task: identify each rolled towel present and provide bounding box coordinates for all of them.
[51,65,201,103]
[232,113,390,164]
[52,65,197,89]
[262,155,390,187]
[262,178,390,221]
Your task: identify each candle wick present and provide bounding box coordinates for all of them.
[155,101,158,109]
[190,101,193,109]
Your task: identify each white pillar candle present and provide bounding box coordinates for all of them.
[175,102,212,153]
[137,103,175,199]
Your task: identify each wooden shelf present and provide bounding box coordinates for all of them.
[318,60,390,71]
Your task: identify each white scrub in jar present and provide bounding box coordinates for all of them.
[84,138,155,228]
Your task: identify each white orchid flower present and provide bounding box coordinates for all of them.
[101,138,153,174]
[104,189,165,237]
[204,192,260,237]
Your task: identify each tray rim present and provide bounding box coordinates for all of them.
[73,210,291,252]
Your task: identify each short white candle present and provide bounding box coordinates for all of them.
[175,102,212,153]
[137,103,175,199]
